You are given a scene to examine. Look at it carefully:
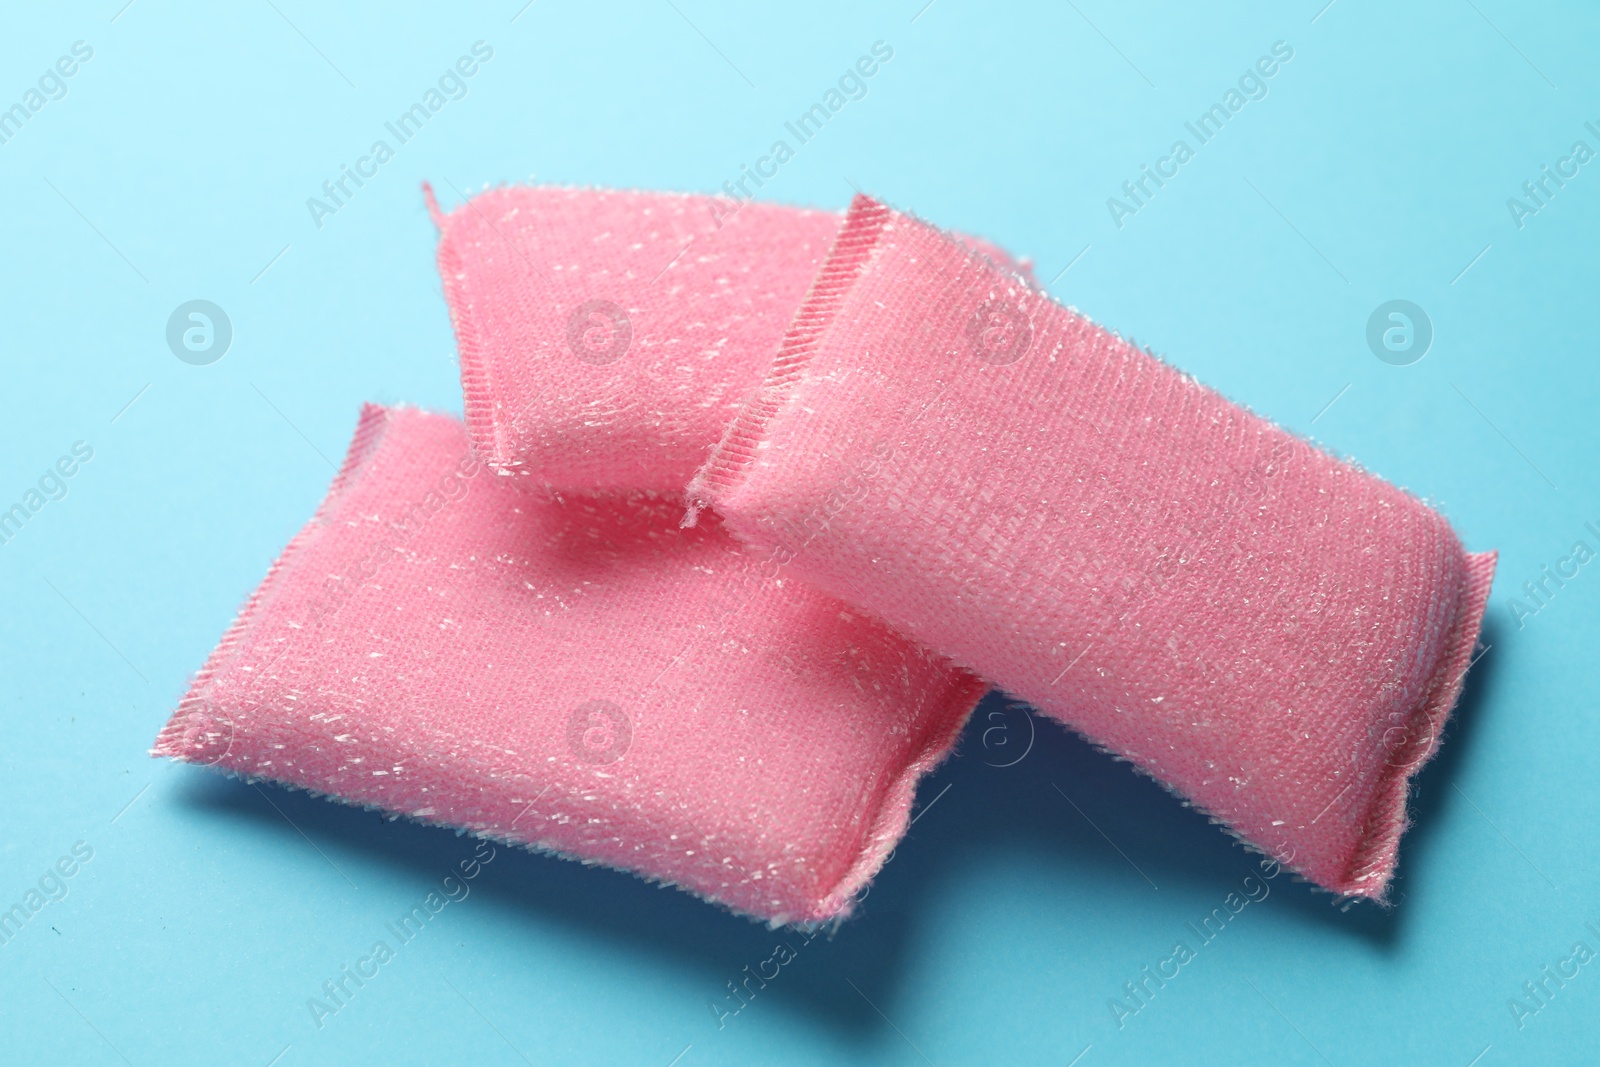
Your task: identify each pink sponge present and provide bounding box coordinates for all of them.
[431,184,1026,493]
[153,404,983,923]
[691,195,1495,899]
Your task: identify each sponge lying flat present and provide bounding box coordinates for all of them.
[154,404,983,923]
[432,184,1026,493]
[691,195,1496,898]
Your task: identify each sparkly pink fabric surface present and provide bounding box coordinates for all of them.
[692,195,1496,899]
[153,405,984,923]
[433,184,1027,493]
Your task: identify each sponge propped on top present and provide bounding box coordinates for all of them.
[691,194,1495,899]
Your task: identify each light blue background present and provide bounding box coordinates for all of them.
[2,1,1595,1063]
